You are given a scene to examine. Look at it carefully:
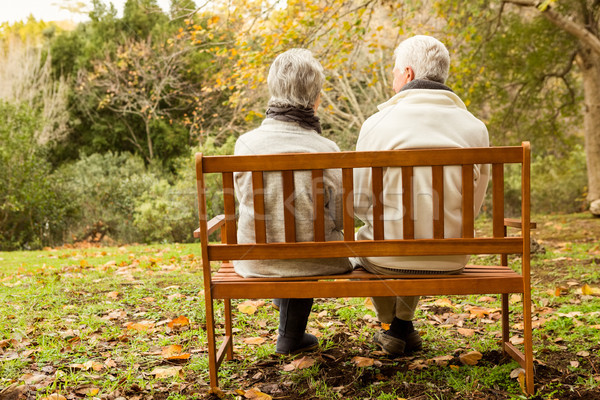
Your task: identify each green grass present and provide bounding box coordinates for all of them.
[1,213,600,398]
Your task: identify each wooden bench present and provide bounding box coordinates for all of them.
[194,142,535,394]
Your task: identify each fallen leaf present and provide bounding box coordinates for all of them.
[351,356,375,367]
[577,350,590,357]
[161,344,191,360]
[434,298,453,307]
[150,366,183,378]
[570,360,580,368]
[282,356,316,371]
[457,328,475,337]
[237,300,264,315]
[459,351,482,366]
[106,291,120,299]
[40,394,67,400]
[75,387,99,396]
[510,336,525,345]
[104,357,117,368]
[244,388,273,400]
[142,297,155,303]
[168,316,190,330]
[429,355,453,366]
[477,296,496,303]
[243,337,266,345]
[126,320,155,332]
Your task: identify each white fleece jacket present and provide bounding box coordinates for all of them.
[233,118,352,278]
[354,84,490,271]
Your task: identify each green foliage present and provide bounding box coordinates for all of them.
[0,101,73,250]
[57,151,161,244]
[497,145,588,216]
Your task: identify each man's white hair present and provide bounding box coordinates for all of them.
[267,48,324,109]
[394,35,450,84]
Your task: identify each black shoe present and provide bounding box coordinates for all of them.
[275,298,317,355]
[276,333,318,354]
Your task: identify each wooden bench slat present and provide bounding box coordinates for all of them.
[202,147,523,173]
[372,167,384,240]
[432,165,444,239]
[402,166,414,239]
[222,172,237,244]
[312,170,325,242]
[207,238,524,260]
[462,165,474,238]
[342,168,355,241]
[282,170,296,243]
[492,164,504,238]
[251,171,266,243]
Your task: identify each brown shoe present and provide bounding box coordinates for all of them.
[373,330,422,356]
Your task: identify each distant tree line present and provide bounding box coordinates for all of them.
[0,0,592,250]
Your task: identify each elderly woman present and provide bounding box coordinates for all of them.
[233,49,352,354]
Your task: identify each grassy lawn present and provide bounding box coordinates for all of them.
[1,213,599,399]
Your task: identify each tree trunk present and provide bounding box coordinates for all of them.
[578,47,600,216]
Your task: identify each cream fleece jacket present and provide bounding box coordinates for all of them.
[354,84,490,271]
[233,118,352,278]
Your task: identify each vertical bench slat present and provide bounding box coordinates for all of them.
[312,170,325,242]
[372,167,384,240]
[342,168,355,241]
[492,164,505,238]
[402,166,414,240]
[432,165,444,239]
[282,170,296,243]
[222,172,237,244]
[462,165,474,238]
[252,171,267,243]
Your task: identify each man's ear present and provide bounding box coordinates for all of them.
[406,67,415,83]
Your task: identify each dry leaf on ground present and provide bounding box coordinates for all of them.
[150,366,183,378]
[161,344,191,360]
[351,356,375,367]
[457,328,475,337]
[126,320,155,332]
[167,316,190,330]
[243,337,267,345]
[429,355,453,366]
[40,394,67,400]
[237,300,265,315]
[459,351,482,366]
[244,388,273,400]
[282,356,316,371]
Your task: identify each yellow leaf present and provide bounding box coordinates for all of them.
[168,316,190,330]
[244,337,267,345]
[126,320,155,332]
[244,388,272,400]
[106,291,120,299]
[459,351,482,366]
[352,356,375,367]
[238,300,265,315]
[161,344,191,360]
[80,259,88,267]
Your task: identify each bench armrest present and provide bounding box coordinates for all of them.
[193,215,226,238]
[504,218,537,230]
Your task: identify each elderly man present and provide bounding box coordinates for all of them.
[354,35,490,356]
[234,49,352,354]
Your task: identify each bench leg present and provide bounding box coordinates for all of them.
[501,293,509,356]
[205,292,219,389]
[523,289,535,395]
[224,299,234,360]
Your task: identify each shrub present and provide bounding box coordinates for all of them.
[0,101,74,250]
[58,151,160,244]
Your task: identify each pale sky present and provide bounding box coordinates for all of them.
[1,0,172,24]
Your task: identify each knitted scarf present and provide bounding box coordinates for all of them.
[266,105,322,134]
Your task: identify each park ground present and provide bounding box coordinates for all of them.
[0,213,599,400]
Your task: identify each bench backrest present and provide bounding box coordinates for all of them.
[195,143,530,277]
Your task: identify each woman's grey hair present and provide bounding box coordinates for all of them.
[394,35,450,84]
[267,48,325,109]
